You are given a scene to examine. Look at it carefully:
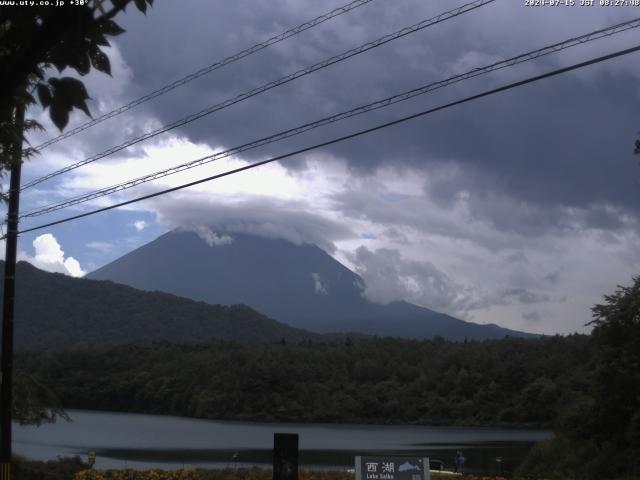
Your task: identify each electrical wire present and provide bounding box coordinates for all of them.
[20,17,640,219]
[31,0,378,151]
[12,44,640,238]
[21,0,496,190]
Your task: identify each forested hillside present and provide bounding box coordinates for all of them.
[1,261,321,351]
[19,335,590,427]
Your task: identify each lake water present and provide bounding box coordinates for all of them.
[15,410,551,475]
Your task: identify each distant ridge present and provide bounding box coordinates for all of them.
[1,261,321,352]
[87,229,536,340]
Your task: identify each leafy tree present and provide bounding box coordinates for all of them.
[12,370,68,425]
[0,0,154,175]
[1,0,154,423]
[518,276,640,479]
[587,276,640,451]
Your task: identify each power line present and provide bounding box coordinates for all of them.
[31,0,377,152]
[20,17,640,219]
[12,44,640,238]
[21,0,496,191]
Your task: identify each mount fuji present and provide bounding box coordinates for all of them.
[87,229,535,340]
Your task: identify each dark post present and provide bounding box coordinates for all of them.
[273,433,298,480]
[0,102,25,480]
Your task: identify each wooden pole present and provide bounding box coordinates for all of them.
[0,102,25,480]
[273,433,298,480]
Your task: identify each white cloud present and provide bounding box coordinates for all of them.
[131,220,148,232]
[192,225,233,247]
[349,245,477,314]
[311,272,328,295]
[150,188,354,254]
[85,241,114,253]
[62,257,85,278]
[19,234,86,278]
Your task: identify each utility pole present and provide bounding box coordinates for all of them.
[0,102,25,480]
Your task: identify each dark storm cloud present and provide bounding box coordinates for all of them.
[332,181,638,246]
[502,287,551,305]
[544,271,560,285]
[108,0,640,232]
[522,311,542,323]
[461,192,639,237]
[506,251,529,264]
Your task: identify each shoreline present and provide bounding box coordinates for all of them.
[52,408,554,431]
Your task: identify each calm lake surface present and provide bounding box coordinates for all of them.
[15,410,551,475]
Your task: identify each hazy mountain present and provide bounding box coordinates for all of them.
[1,261,320,351]
[87,230,535,340]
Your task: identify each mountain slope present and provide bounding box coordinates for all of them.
[1,261,320,351]
[87,230,535,340]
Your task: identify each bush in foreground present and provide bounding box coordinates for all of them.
[74,468,506,480]
[13,455,88,480]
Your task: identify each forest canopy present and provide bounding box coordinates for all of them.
[19,334,590,427]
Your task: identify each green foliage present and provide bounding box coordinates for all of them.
[517,276,640,479]
[3,261,319,351]
[13,369,69,425]
[19,335,591,427]
[588,276,640,449]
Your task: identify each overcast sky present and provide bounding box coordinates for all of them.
[5,0,640,334]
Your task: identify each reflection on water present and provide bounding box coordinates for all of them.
[15,410,551,475]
